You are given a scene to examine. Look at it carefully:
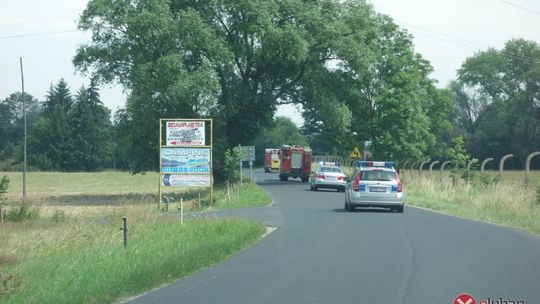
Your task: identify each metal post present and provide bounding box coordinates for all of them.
[180,197,184,225]
[158,119,163,210]
[440,160,451,181]
[198,192,201,209]
[481,158,494,173]
[0,205,3,224]
[429,161,440,176]
[122,217,128,248]
[240,160,243,187]
[227,181,231,204]
[525,152,540,188]
[420,161,430,174]
[249,160,253,183]
[499,154,513,185]
[20,57,27,205]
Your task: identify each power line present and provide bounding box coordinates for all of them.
[495,0,540,15]
[0,19,74,26]
[394,19,538,65]
[0,30,79,40]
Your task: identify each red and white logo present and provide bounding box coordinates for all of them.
[454,294,477,304]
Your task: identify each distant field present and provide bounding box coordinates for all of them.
[0,171,199,205]
[1,171,159,198]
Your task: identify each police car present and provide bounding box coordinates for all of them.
[344,161,404,212]
[309,162,347,192]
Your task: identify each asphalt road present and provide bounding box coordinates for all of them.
[129,169,540,304]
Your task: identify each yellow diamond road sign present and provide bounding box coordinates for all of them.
[350,146,361,158]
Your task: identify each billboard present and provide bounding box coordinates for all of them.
[162,174,211,187]
[166,121,205,146]
[161,148,210,173]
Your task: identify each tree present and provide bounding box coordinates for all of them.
[74,0,454,174]
[455,39,540,168]
[28,79,75,170]
[68,81,113,171]
[253,116,308,164]
[0,92,41,168]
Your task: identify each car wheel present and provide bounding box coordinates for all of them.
[395,205,404,213]
[314,186,318,191]
[310,184,314,191]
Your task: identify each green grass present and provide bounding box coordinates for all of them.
[0,171,272,303]
[212,183,272,209]
[404,175,540,234]
[1,216,263,304]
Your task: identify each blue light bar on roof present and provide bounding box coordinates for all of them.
[357,161,395,168]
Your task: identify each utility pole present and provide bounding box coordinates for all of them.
[20,57,27,204]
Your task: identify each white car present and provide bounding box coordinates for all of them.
[309,165,346,192]
[344,161,404,212]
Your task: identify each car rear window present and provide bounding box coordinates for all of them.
[360,170,396,181]
[321,167,342,173]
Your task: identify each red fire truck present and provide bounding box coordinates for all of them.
[264,148,280,172]
[278,145,312,182]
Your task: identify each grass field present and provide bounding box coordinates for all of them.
[403,174,540,234]
[0,171,271,303]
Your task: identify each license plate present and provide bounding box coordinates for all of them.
[327,176,337,180]
[370,187,386,193]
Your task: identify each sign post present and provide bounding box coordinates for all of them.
[240,146,255,184]
[159,119,213,209]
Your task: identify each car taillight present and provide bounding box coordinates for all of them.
[352,173,361,191]
[397,180,403,193]
[316,174,325,179]
[338,176,345,181]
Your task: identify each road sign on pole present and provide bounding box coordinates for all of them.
[350,146,361,159]
[240,146,256,161]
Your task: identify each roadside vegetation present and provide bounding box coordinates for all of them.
[403,173,540,234]
[400,137,540,234]
[0,171,270,304]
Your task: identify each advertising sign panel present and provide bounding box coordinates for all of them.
[162,174,211,187]
[166,121,205,146]
[161,148,210,173]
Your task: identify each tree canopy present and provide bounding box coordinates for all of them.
[74,0,454,173]
[452,39,540,168]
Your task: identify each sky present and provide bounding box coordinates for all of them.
[1,0,539,125]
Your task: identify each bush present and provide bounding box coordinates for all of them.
[478,173,499,186]
[223,146,242,184]
[4,205,40,222]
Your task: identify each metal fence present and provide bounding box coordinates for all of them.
[313,151,540,188]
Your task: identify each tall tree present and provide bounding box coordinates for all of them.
[0,92,41,168]
[68,81,113,171]
[28,79,74,170]
[456,39,540,168]
[74,0,454,173]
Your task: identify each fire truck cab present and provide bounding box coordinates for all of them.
[279,145,312,182]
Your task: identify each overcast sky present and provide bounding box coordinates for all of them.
[1,0,539,124]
